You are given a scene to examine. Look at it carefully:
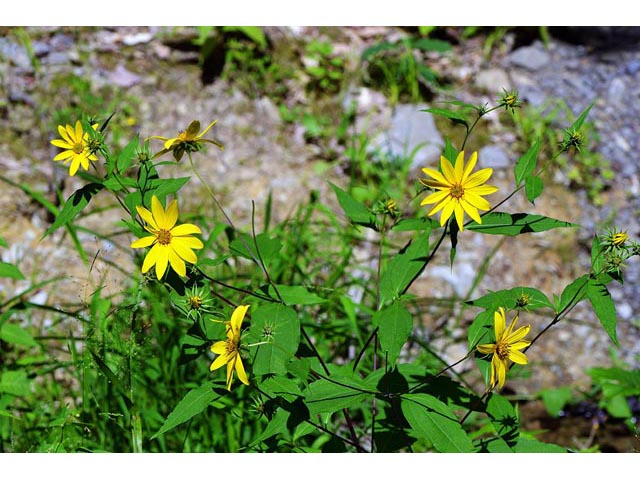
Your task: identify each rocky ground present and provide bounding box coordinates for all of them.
[1,26,639,404]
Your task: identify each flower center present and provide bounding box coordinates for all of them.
[450,183,464,199]
[73,142,85,154]
[225,338,238,355]
[157,229,172,245]
[189,296,202,310]
[496,341,510,360]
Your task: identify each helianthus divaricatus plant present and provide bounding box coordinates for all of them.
[420,151,498,231]
[130,195,203,279]
[476,307,531,390]
[210,305,250,391]
[50,120,98,176]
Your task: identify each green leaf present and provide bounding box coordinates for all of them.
[514,139,540,186]
[0,261,24,280]
[260,376,303,403]
[267,285,326,306]
[586,279,618,345]
[467,287,553,311]
[409,38,451,52]
[304,377,371,416]
[229,233,282,266]
[590,234,604,274]
[373,303,413,365]
[466,212,577,236]
[248,304,300,376]
[443,137,458,163]
[0,370,31,397]
[249,407,290,447]
[588,367,640,399]
[0,323,38,347]
[570,102,594,132]
[379,231,430,305]
[115,135,139,173]
[329,182,376,229]
[524,175,543,204]
[222,26,267,49]
[151,383,220,439]
[362,41,398,61]
[420,108,468,129]
[514,437,566,453]
[467,309,495,349]
[42,182,104,239]
[539,386,573,417]
[103,175,137,192]
[401,393,475,452]
[486,393,519,446]
[0,236,7,248]
[558,274,589,313]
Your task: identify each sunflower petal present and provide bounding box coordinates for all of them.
[495,356,507,389]
[420,190,451,206]
[164,199,179,229]
[53,150,74,161]
[421,167,450,187]
[440,156,457,183]
[508,349,528,365]
[136,205,159,231]
[440,200,456,227]
[131,235,156,249]
[167,247,187,277]
[465,168,494,188]
[171,223,202,237]
[463,191,492,211]
[494,308,506,341]
[460,198,482,224]
[454,203,465,231]
[69,157,80,176]
[226,359,235,390]
[51,139,73,149]
[210,341,227,354]
[235,355,249,386]
[154,246,169,279]
[210,352,230,371]
[461,151,478,182]
[454,151,465,180]
[141,243,160,273]
[477,343,496,355]
[229,305,249,337]
[151,196,169,229]
[171,239,198,264]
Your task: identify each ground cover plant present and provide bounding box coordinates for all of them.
[1,26,639,453]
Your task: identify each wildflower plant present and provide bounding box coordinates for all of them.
[32,88,640,454]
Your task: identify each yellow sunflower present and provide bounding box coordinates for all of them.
[420,151,498,231]
[477,307,531,390]
[210,305,250,391]
[130,196,203,279]
[50,120,98,176]
[149,119,223,161]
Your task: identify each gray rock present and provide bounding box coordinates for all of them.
[255,97,281,127]
[0,38,31,70]
[607,77,626,103]
[626,59,640,75]
[108,64,141,88]
[41,51,69,65]
[31,41,50,58]
[478,145,511,169]
[475,68,511,94]
[508,43,551,71]
[123,32,154,46]
[378,104,443,169]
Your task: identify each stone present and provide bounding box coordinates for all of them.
[607,77,626,103]
[508,42,551,71]
[626,59,640,75]
[377,103,443,169]
[475,68,511,94]
[108,64,141,88]
[478,145,511,169]
[123,32,154,46]
[0,38,31,70]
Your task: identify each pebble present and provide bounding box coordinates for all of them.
[123,32,154,46]
[607,77,626,103]
[475,68,511,94]
[626,59,640,75]
[478,145,511,169]
[108,64,141,88]
[508,42,551,71]
[0,38,31,70]
[380,103,443,169]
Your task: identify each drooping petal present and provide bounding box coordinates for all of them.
[494,308,506,341]
[453,151,465,181]
[151,196,169,229]
[420,190,451,206]
[69,157,81,176]
[421,167,451,187]
[170,223,202,237]
[170,239,198,264]
[154,245,169,279]
[477,343,496,355]
[462,191,492,211]
[229,305,249,337]
[164,138,178,150]
[51,139,73,149]
[489,354,498,388]
[508,349,529,365]
[465,168,494,188]
[505,324,531,344]
[454,203,465,231]
[439,200,456,227]
[461,151,478,183]
[199,138,224,148]
[210,352,230,371]
[226,357,235,390]
[495,357,507,389]
[440,156,457,183]
[53,150,75,161]
[174,236,204,250]
[460,198,482,224]
[131,235,156,249]
[167,247,187,277]
[467,184,499,196]
[164,199,179,229]
[196,119,217,139]
[210,341,227,355]
[136,205,159,231]
[234,355,249,386]
[79,154,90,171]
[141,243,161,273]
